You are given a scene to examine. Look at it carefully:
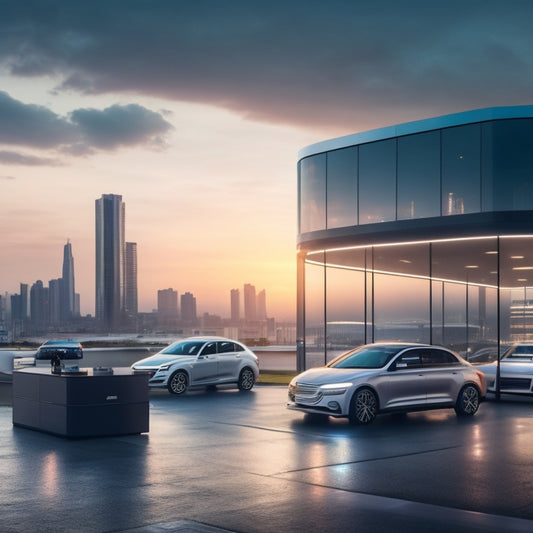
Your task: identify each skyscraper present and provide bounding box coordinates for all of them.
[124,242,138,317]
[243,283,256,322]
[95,194,125,329]
[61,240,76,320]
[181,292,197,326]
[257,289,267,320]
[158,288,178,328]
[230,288,240,323]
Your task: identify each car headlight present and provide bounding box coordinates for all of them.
[319,382,352,395]
[158,364,172,371]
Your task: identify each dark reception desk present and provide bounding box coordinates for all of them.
[12,367,149,437]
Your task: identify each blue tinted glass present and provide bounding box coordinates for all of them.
[299,154,326,232]
[482,119,533,211]
[359,139,396,224]
[442,124,481,215]
[397,132,440,219]
[327,147,357,228]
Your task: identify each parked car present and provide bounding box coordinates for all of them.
[475,343,533,394]
[131,337,259,394]
[13,340,83,370]
[287,342,486,424]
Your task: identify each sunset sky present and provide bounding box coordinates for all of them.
[1,1,533,320]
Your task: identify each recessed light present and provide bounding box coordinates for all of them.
[511,256,525,259]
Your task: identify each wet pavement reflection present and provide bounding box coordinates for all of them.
[1,386,533,532]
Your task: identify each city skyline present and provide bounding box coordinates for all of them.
[1,2,533,322]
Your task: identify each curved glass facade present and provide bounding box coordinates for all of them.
[297,107,533,370]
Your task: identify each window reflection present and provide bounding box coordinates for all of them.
[327,147,357,229]
[299,154,326,233]
[397,132,440,219]
[359,139,396,224]
[442,125,481,215]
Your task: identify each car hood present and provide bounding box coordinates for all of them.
[132,353,195,369]
[292,367,378,385]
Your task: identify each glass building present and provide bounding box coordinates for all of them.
[297,106,533,371]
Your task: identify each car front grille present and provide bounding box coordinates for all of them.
[500,377,532,391]
[288,382,323,405]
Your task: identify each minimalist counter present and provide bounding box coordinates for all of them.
[12,367,149,437]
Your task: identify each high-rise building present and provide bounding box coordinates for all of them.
[257,289,267,320]
[61,240,76,320]
[49,278,63,325]
[230,288,240,323]
[30,280,49,326]
[181,292,197,326]
[124,242,138,316]
[158,288,178,328]
[244,283,256,322]
[95,194,125,329]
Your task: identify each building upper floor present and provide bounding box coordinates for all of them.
[298,106,533,245]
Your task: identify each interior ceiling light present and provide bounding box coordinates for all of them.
[513,266,533,270]
[511,255,525,259]
[465,265,479,269]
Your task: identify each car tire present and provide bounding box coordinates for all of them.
[238,367,255,391]
[167,370,188,395]
[349,388,378,425]
[454,384,480,416]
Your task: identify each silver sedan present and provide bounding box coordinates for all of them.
[132,337,259,394]
[288,343,486,424]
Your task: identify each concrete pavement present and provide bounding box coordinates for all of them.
[2,380,533,532]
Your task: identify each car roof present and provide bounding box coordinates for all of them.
[39,340,82,348]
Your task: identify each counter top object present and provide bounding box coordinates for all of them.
[12,367,149,437]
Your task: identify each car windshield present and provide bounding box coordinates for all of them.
[160,341,205,356]
[35,347,82,360]
[502,345,533,359]
[329,345,407,369]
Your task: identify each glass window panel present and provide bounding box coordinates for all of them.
[482,119,533,211]
[442,283,467,352]
[299,154,326,233]
[431,239,498,287]
[325,263,365,362]
[373,242,430,278]
[327,147,358,229]
[304,255,326,367]
[397,131,441,219]
[442,125,481,215]
[359,139,396,224]
[373,274,430,343]
[432,280,445,345]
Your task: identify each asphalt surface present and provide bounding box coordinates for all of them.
[2,350,533,532]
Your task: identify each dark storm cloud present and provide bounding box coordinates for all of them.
[0,91,173,160]
[1,0,532,132]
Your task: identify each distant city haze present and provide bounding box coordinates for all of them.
[1,2,532,321]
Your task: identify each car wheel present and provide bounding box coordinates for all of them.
[238,367,255,391]
[349,388,378,425]
[454,384,480,416]
[167,370,188,395]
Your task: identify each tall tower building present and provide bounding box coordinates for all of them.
[257,289,267,320]
[244,283,257,322]
[158,288,178,328]
[181,292,197,327]
[61,240,76,320]
[124,242,138,316]
[95,194,125,329]
[230,288,240,323]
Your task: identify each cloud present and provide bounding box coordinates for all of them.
[0,91,173,158]
[70,104,173,150]
[1,1,533,132]
[0,149,62,166]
